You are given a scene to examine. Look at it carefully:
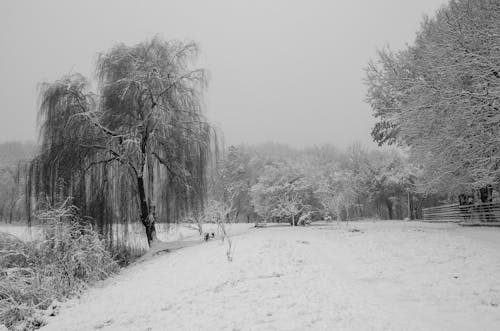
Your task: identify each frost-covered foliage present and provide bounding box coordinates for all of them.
[0,202,118,330]
[313,144,421,221]
[0,165,29,224]
[366,0,500,194]
[0,142,34,223]
[250,161,316,225]
[223,142,421,223]
[200,199,236,261]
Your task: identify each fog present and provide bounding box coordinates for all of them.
[0,0,446,147]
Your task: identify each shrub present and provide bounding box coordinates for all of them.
[0,202,118,330]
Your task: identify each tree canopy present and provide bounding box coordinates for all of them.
[365,0,500,194]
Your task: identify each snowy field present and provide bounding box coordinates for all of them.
[28,221,500,330]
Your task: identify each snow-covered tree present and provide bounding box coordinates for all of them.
[29,37,215,246]
[250,161,313,225]
[365,0,500,194]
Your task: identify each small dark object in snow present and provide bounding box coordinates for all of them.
[204,232,215,241]
[349,228,363,233]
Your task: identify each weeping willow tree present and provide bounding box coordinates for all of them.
[27,37,215,246]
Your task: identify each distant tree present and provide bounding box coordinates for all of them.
[328,171,357,222]
[250,161,314,225]
[315,167,342,221]
[0,165,28,223]
[203,198,236,261]
[366,150,410,219]
[209,145,256,222]
[314,145,421,221]
[0,142,33,223]
[343,143,372,217]
[29,37,214,246]
[276,191,305,226]
[250,164,284,224]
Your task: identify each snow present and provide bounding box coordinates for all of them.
[0,223,40,241]
[0,222,253,253]
[39,221,500,331]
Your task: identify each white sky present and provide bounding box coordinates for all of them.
[0,0,447,147]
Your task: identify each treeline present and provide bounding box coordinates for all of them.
[1,140,445,226]
[0,142,34,222]
[209,142,442,224]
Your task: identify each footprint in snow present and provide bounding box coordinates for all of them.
[93,319,114,329]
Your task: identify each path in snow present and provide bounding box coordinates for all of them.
[41,221,500,331]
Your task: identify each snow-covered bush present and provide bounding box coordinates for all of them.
[203,199,235,262]
[0,202,118,330]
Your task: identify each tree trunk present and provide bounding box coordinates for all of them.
[137,176,156,246]
[407,192,410,220]
[357,196,363,218]
[415,198,423,219]
[407,192,415,220]
[146,222,157,246]
[8,201,14,224]
[385,199,393,220]
[398,195,403,219]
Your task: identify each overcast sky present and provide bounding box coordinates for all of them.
[0,0,447,148]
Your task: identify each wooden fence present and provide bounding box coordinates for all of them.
[422,202,500,223]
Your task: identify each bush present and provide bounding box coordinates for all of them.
[0,203,118,330]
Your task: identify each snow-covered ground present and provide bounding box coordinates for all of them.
[0,222,254,253]
[0,223,41,241]
[38,221,500,331]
